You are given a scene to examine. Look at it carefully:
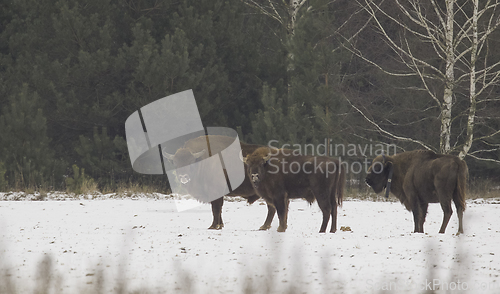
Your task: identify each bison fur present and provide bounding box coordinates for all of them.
[244,146,345,233]
[365,150,467,234]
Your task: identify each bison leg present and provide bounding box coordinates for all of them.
[454,201,464,234]
[208,197,224,230]
[417,201,428,233]
[330,201,337,233]
[259,204,276,230]
[410,197,424,233]
[315,193,332,233]
[438,201,453,234]
[412,210,423,233]
[436,166,459,234]
[404,183,424,233]
[274,196,289,232]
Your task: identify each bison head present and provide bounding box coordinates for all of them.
[243,147,274,188]
[162,147,207,185]
[365,155,393,194]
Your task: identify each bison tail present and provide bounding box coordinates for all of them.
[336,162,346,207]
[454,159,468,211]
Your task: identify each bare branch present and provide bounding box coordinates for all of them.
[352,133,407,153]
[340,38,418,77]
[345,95,435,151]
[347,0,500,158]
[467,153,500,164]
[470,148,500,155]
[241,0,285,26]
[429,0,446,29]
[478,98,500,103]
[361,0,445,78]
[404,36,442,107]
[320,4,372,52]
[473,129,500,142]
[396,0,446,58]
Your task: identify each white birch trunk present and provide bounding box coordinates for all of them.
[286,0,307,101]
[286,0,305,68]
[287,0,301,36]
[348,0,500,160]
[440,0,455,154]
[459,0,479,160]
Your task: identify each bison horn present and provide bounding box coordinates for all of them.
[239,150,246,163]
[263,152,272,162]
[162,148,175,161]
[382,154,393,167]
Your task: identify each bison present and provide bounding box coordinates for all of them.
[365,150,467,234]
[162,135,276,230]
[243,146,345,233]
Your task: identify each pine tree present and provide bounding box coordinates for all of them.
[248,1,349,152]
[0,161,7,191]
[288,0,350,154]
[249,84,313,147]
[75,126,127,189]
[0,84,64,189]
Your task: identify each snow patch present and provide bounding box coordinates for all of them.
[0,197,499,293]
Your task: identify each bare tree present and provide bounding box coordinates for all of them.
[241,0,309,98]
[243,0,371,155]
[241,0,308,38]
[343,0,500,161]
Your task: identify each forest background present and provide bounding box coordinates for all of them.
[1,0,499,195]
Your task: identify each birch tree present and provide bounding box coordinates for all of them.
[241,0,308,41]
[243,0,365,153]
[242,0,309,96]
[344,0,500,161]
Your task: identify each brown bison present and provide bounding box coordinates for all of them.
[365,150,467,234]
[163,135,276,230]
[243,146,345,233]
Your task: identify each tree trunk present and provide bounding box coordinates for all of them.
[440,0,455,154]
[286,0,304,98]
[459,0,479,160]
[325,73,330,156]
[287,0,301,36]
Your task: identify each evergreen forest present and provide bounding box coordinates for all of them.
[1,0,499,193]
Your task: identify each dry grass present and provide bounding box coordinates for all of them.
[0,236,471,294]
[467,177,500,199]
[115,182,166,197]
[80,178,100,195]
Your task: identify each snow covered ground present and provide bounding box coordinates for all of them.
[0,195,499,293]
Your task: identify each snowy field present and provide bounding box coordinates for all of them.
[1,194,500,293]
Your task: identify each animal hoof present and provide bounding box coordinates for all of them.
[277,227,286,232]
[208,224,223,230]
[259,225,271,231]
[330,229,337,233]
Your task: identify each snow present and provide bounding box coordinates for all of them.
[0,195,499,293]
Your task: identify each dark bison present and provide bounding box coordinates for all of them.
[365,150,467,234]
[243,146,345,233]
[163,135,276,230]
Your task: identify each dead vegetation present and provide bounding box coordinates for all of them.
[0,237,472,294]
